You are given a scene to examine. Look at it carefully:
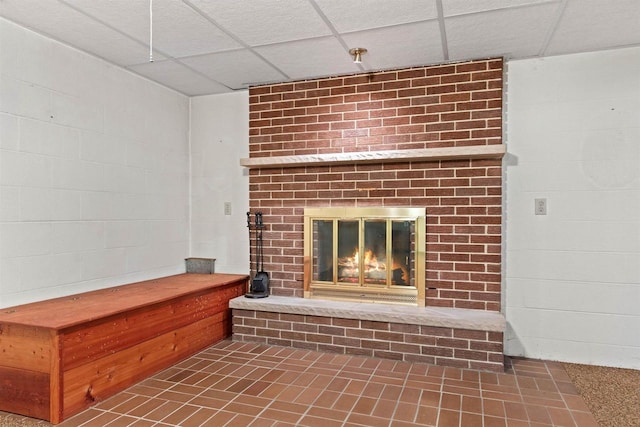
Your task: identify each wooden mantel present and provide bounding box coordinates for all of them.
[240,144,506,169]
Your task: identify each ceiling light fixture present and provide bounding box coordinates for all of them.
[349,47,367,64]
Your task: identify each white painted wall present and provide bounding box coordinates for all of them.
[0,19,190,308]
[505,47,640,369]
[189,92,250,275]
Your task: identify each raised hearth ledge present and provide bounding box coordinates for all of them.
[240,144,506,169]
[230,295,505,332]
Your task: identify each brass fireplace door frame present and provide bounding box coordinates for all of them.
[303,207,426,306]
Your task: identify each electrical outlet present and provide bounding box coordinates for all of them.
[224,202,232,216]
[534,198,547,215]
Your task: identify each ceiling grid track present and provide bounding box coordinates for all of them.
[307,0,366,72]
[182,0,291,86]
[58,0,234,91]
[435,0,449,62]
[538,0,569,56]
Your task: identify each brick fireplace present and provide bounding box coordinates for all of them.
[232,58,506,371]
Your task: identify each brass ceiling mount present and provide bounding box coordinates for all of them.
[349,47,367,63]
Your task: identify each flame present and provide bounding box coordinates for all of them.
[343,248,385,272]
[340,248,409,284]
[363,249,383,271]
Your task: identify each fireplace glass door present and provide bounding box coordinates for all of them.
[305,208,425,306]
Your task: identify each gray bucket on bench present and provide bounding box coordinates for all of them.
[185,257,216,274]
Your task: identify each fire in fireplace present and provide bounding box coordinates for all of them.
[304,207,426,306]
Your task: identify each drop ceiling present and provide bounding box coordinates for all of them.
[1,0,639,96]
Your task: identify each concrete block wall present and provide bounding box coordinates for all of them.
[0,19,190,308]
[505,47,640,369]
[189,92,250,274]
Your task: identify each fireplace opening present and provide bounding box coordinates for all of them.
[304,207,426,306]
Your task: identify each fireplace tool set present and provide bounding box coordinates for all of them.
[245,211,269,298]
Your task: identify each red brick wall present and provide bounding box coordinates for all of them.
[248,58,503,311]
[233,309,504,372]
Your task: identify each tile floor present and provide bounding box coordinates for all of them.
[8,340,599,427]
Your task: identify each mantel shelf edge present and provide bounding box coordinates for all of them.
[240,145,506,169]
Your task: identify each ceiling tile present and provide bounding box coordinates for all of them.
[442,0,559,17]
[445,3,560,60]
[62,0,241,60]
[2,0,639,97]
[314,0,438,33]
[0,0,163,65]
[254,37,359,81]
[74,34,163,67]
[128,60,229,96]
[188,0,332,46]
[341,21,444,70]
[181,49,287,89]
[545,0,640,55]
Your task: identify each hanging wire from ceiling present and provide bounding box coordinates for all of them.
[149,0,154,62]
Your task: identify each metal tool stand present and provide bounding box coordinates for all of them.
[245,211,269,298]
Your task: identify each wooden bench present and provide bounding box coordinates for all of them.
[0,273,248,424]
